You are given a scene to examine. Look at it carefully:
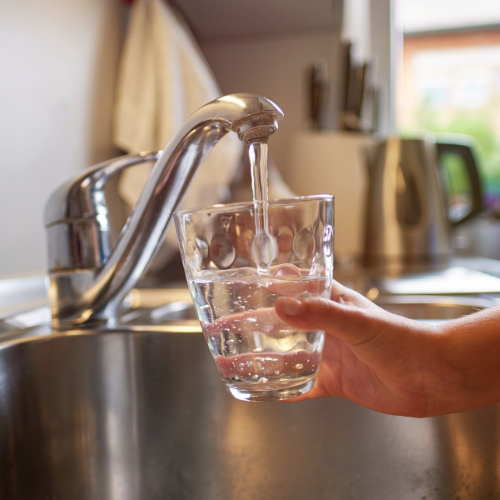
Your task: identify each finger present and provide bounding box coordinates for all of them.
[275,296,378,343]
[330,280,378,309]
[274,296,422,368]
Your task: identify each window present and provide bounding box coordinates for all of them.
[399,0,500,208]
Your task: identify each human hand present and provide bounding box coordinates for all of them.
[275,281,442,417]
[204,276,500,416]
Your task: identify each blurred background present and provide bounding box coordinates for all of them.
[399,0,500,209]
[1,0,500,277]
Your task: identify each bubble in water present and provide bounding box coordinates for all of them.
[234,375,240,380]
[238,363,246,368]
[295,363,304,370]
[274,370,280,375]
[251,232,277,268]
[259,377,269,384]
[252,374,259,380]
[253,346,264,353]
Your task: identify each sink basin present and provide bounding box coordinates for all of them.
[1,328,500,499]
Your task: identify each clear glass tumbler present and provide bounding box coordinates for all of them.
[173,195,334,401]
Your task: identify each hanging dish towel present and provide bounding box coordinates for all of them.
[113,0,242,261]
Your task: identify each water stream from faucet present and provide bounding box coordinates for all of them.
[248,141,278,274]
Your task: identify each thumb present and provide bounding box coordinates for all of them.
[274,296,419,366]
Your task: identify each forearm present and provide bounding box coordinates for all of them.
[428,305,500,415]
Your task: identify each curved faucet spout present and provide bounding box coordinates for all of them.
[45,93,284,329]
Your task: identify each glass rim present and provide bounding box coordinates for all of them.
[173,194,334,218]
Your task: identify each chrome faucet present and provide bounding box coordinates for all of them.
[45,93,284,330]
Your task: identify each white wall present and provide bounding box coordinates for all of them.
[0,1,341,277]
[0,0,123,277]
[200,30,342,172]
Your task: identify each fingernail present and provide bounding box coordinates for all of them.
[280,298,304,316]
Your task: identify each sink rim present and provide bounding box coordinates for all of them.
[374,294,496,309]
[0,322,202,351]
[2,292,497,350]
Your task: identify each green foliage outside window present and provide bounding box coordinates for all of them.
[406,98,500,206]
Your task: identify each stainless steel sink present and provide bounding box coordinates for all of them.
[2,263,500,499]
[2,327,500,500]
[374,295,492,322]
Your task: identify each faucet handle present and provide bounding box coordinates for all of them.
[44,151,161,271]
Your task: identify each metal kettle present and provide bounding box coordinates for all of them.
[364,136,483,267]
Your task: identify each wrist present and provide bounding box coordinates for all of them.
[427,314,500,415]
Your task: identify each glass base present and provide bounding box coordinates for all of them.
[225,377,316,402]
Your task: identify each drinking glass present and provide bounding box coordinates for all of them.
[173,195,334,401]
